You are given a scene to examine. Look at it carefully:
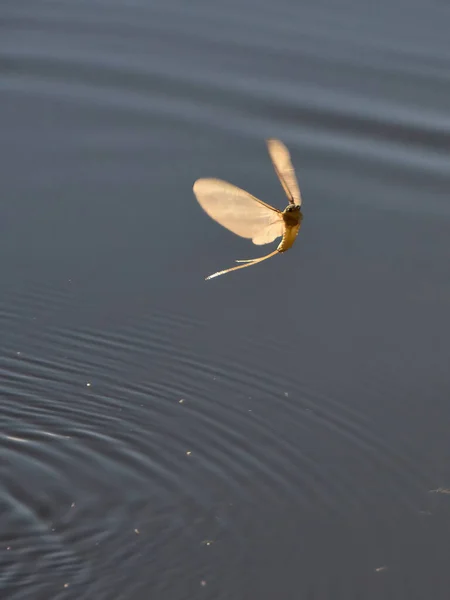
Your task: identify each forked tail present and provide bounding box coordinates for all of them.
[205,250,279,280]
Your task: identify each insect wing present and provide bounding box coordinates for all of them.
[193,178,283,244]
[266,139,302,206]
[252,220,284,245]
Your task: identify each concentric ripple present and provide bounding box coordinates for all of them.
[0,295,440,598]
[2,0,450,598]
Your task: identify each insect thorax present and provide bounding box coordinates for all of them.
[282,205,302,227]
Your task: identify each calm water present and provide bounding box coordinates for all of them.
[1,0,450,598]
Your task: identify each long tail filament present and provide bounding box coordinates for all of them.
[205,250,279,280]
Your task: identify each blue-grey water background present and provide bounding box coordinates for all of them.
[1,0,450,598]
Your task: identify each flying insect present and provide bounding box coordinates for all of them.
[193,139,303,280]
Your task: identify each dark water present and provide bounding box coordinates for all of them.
[1,0,450,597]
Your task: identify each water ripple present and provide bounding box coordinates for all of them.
[2,0,450,597]
[1,308,434,570]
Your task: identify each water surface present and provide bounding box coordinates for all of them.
[1,0,450,598]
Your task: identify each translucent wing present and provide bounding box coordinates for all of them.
[252,220,284,245]
[267,139,302,206]
[193,178,284,245]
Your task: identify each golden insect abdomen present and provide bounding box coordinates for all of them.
[277,224,300,253]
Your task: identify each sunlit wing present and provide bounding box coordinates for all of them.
[266,139,302,206]
[193,178,284,245]
[252,220,284,245]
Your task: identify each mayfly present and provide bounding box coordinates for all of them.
[193,139,303,280]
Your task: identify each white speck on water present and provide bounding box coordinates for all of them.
[375,565,388,573]
[429,487,450,494]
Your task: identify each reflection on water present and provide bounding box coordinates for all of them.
[1,0,450,598]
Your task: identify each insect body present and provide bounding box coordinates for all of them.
[193,139,303,280]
